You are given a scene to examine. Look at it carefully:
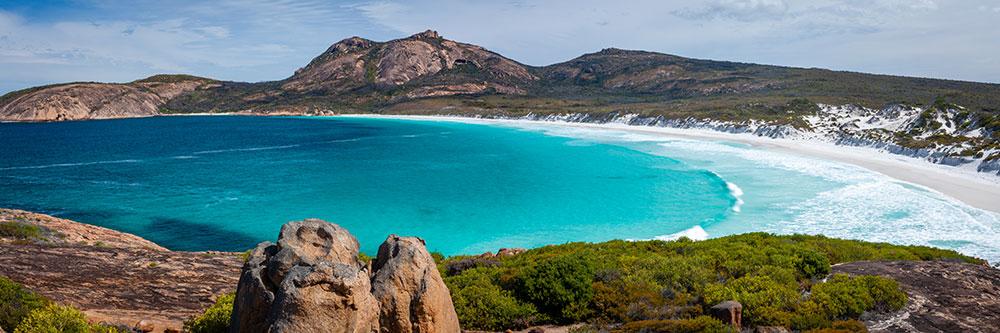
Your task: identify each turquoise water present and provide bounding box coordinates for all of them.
[1,116,998,262]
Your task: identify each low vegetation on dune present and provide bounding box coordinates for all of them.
[437,232,977,331]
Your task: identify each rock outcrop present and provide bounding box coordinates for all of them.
[708,300,742,329]
[231,219,459,333]
[371,235,461,333]
[0,241,242,332]
[231,219,378,333]
[831,260,1000,332]
[0,208,166,250]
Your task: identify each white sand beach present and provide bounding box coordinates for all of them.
[344,114,1000,214]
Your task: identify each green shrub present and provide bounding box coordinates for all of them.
[183,291,235,333]
[516,255,595,323]
[429,251,445,264]
[446,267,538,330]
[590,279,665,323]
[704,274,798,327]
[807,274,905,318]
[239,249,252,262]
[796,248,831,278]
[1,276,52,331]
[0,222,43,241]
[14,304,89,333]
[791,275,903,330]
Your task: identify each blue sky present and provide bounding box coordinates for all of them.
[1,0,998,94]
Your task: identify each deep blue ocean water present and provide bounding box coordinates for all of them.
[1,116,998,261]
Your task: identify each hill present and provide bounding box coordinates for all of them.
[2,30,999,172]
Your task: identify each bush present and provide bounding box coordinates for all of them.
[183,291,235,333]
[446,267,537,330]
[1,276,52,332]
[704,274,798,327]
[791,275,903,330]
[358,252,373,264]
[807,274,905,319]
[796,248,831,278]
[516,255,595,323]
[0,222,43,241]
[12,303,124,333]
[590,279,667,323]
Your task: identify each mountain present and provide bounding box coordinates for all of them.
[4,30,998,120]
[0,75,216,121]
[2,30,999,170]
[158,30,539,114]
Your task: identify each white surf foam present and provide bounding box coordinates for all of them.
[629,226,709,242]
[777,180,1000,263]
[657,140,875,184]
[726,181,745,212]
[656,138,1000,262]
[193,144,301,155]
[0,159,142,171]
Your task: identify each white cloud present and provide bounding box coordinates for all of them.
[349,0,1000,84]
[0,0,997,94]
[674,0,791,21]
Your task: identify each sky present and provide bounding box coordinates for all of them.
[1,0,998,94]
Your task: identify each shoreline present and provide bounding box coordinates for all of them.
[342,114,1000,214]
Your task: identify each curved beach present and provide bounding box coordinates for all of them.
[344,114,1000,214]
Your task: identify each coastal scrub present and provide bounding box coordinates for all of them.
[437,233,974,331]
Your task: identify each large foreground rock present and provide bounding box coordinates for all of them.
[230,219,377,333]
[371,235,461,333]
[231,219,459,333]
[269,262,379,332]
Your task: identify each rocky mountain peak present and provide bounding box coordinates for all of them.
[282,29,536,97]
[410,29,440,39]
[324,36,376,54]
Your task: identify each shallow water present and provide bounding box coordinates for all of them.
[1,116,997,261]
